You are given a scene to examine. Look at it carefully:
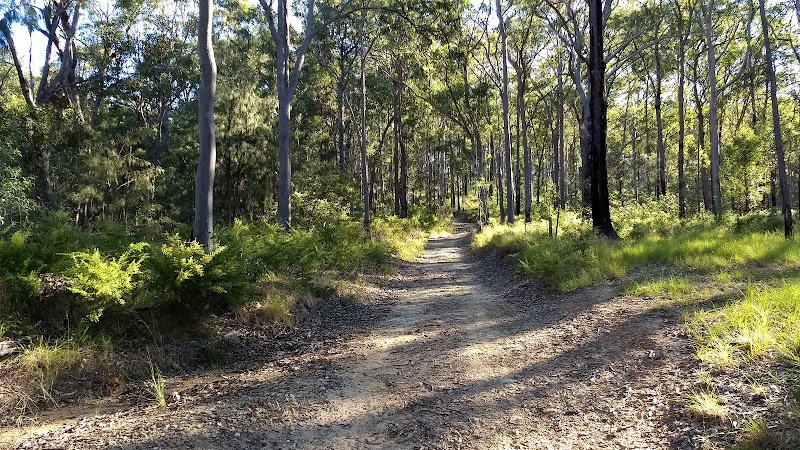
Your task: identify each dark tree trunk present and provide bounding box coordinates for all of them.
[704,0,722,216]
[359,10,370,230]
[496,0,515,224]
[655,27,666,198]
[556,53,566,209]
[588,0,617,237]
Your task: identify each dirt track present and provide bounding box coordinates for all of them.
[7,222,698,449]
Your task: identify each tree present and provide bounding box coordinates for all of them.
[359,7,370,230]
[675,0,692,217]
[193,0,217,251]
[759,0,791,237]
[496,0,514,224]
[0,0,87,205]
[258,0,355,229]
[703,0,722,217]
[588,0,617,237]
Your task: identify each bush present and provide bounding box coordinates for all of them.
[144,236,251,320]
[732,210,784,234]
[65,243,147,324]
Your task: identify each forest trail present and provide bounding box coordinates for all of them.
[7,222,697,449]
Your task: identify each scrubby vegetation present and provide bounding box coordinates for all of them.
[474,205,800,291]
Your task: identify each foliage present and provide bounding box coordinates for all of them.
[147,361,167,408]
[686,389,728,421]
[18,338,98,405]
[65,244,147,324]
[144,236,251,319]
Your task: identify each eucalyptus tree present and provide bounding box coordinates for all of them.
[258,0,366,229]
[700,0,752,216]
[758,0,792,237]
[587,0,616,236]
[193,0,217,250]
[508,9,545,221]
[0,0,86,205]
[495,0,515,224]
[674,0,694,217]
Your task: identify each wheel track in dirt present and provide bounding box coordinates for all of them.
[7,222,696,449]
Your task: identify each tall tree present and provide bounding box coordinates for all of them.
[194,0,217,251]
[359,7,370,230]
[703,0,722,216]
[496,0,515,224]
[759,0,792,237]
[259,0,357,229]
[675,0,692,217]
[588,0,617,237]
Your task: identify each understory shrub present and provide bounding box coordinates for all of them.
[144,236,251,320]
[65,244,147,325]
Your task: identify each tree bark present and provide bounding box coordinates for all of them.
[760,0,792,237]
[703,0,723,216]
[654,23,666,198]
[557,53,566,209]
[676,1,687,217]
[359,9,370,230]
[518,69,532,223]
[588,0,617,237]
[496,0,515,224]
[194,0,217,250]
[397,59,409,219]
[337,53,347,172]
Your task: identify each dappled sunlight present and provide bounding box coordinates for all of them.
[10,222,693,449]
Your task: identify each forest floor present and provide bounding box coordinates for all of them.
[3,222,708,449]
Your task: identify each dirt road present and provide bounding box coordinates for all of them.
[8,222,697,449]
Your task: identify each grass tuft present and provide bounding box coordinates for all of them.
[686,389,728,421]
[147,361,166,408]
[735,417,774,449]
[19,338,93,404]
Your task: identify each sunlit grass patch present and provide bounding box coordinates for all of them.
[695,339,738,371]
[686,389,728,421]
[147,361,166,408]
[688,283,800,368]
[624,276,694,298]
[372,215,453,261]
[471,220,545,254]
[712,270,743,284]
[17,338,103,407]
[476,210,800,293]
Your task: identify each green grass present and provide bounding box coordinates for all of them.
[474,209,800,292]
[687,283,800,367]
[18,338,98,404]
[147,362,166,408]
[686,389,728,421]
[624,276,694,298]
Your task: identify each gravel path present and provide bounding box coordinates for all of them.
[6,222,697,449]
